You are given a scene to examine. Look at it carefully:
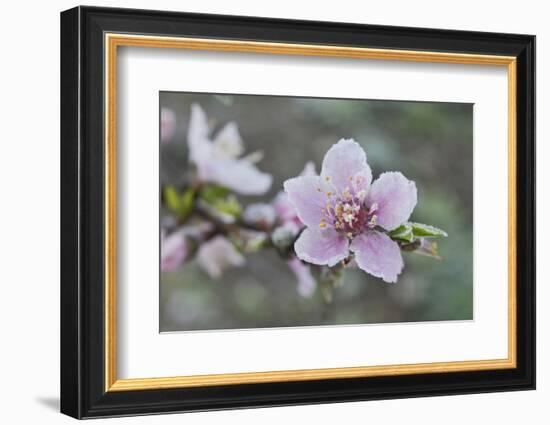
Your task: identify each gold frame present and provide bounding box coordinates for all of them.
[104,33,517,392]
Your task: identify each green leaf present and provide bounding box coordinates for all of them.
[410,222,448,238]
[212,194,242,217]
[199,185,230,204]
[164,185,182,213]
[388,223,414,242]
[163,185,195,219]
[199,185,242,218]
[179,188,195,218]
[232,230,269,253]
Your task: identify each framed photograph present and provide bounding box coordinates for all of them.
[60,6,535,419]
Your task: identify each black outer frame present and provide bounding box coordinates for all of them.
[60,5,536,419]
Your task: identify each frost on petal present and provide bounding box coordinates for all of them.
[187,103,212,164]
[199,158,272,195]
[161,231,188,272]
[287,257,317,297]
[367,171,417,231]
[196,236,245,279]
[160,108,176,144]
[273,162,317,227]
[212,121,244,159]
[294,227,349,267]
[350,231,404,283]
[283,175,327,227]
[320,139,372,193]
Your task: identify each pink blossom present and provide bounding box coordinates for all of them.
[160,108,176,144]
[287,257,316,297]
[271,162,317,296]
[273,161,316,232]
[161,230,189,272]
[187,104,272,195]
[196,235,245,279]
[161,223,214,272]
[284,139,417,283]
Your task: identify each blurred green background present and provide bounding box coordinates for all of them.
[159,92,473,332]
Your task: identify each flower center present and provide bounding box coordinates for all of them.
[318,176,378,238]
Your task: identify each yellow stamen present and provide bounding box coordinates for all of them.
[369,215,377,226]
[342,187,350,199]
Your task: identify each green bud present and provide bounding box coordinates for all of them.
[271,226,296,250]
[388,223,414,242]
[410,222,448,238]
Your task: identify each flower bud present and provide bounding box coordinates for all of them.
[271,225,297,250]
[242,203,276,229]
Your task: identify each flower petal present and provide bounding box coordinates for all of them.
[283,175,326,227]
[160,108,176,144]
[368,171,417,230]
[187,103,212,164]
[320,139,372,193]
[161,231,188,272]
[199,158,272,195]
[273,192,297,223]
[196,236,245,279]
[294,227,349,267]
[273,162,318,227]
[212,121,244,159]
[287,257,317,297]
[300,161,317,177]
[350,231,404,283]
[242,203,277,228]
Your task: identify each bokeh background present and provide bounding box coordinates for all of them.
[160,92,473,332]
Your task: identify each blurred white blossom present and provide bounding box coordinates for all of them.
[287,257,316,298]
[196,235,245,279]
[161,223,214,272]
[160,107,176,144]
[242,203,277,229]
[187,104,272,195]
[161,229,189,272]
